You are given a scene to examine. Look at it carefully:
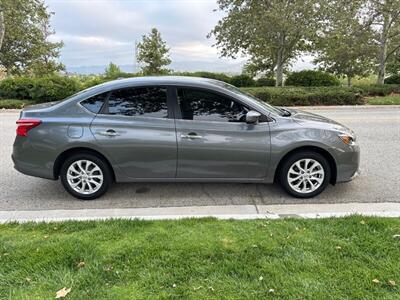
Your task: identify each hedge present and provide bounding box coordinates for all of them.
[230,74,256,87]
[1,75,399,106]
[384,74,400,84]
[354,84,400,96]
[242,86,365,106]
[285,70,340,87]
[256,77,276,87]
[173,71,232,84]
[174,72,274,87]
[0,76,81,102]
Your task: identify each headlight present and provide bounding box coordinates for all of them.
[338,133,356,145]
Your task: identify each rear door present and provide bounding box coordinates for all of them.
[174,87,270,179]
[90,86,177,179]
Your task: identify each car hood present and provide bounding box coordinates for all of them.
[289,108,353,133]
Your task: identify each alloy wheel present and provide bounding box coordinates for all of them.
[66,160,104,195]
[287,158,325,194]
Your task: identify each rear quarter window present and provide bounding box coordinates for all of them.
[80,92,108,113]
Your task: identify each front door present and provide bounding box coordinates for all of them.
[90,86,177,179]
[174,87,270,179]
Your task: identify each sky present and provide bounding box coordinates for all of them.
[45,0,314,74]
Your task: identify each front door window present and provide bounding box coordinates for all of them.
[177,88,250,123]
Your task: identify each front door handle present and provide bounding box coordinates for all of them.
[181,133,203,140]
[98,129,120,137]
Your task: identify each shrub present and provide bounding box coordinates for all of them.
[230,74,256,87]
[285,70,340,87]
[384,74,400,84]
[104,62,122,79]
[256,77,276,87]
[80,76,110,89]
[0,75,81,102]
[354,84,400,96]
[241,86,364,106]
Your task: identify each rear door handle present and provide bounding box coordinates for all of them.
[98,129,120,137]
[181,133,203,140]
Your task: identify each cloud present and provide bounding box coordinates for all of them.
[45,0,314,72]
[46,0,225,66]
[172,41,219,60]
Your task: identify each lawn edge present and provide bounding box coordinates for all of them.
[1,202,399,223]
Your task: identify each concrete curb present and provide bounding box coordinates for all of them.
[1,202,399,223]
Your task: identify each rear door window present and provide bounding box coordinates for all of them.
[107,87,168,118]
[80,92,108,113]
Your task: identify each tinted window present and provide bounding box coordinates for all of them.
[108,87,168,118]
[177,88,250,122]
[80,92,107,113]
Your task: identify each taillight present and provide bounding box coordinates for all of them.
[16,119,42,137]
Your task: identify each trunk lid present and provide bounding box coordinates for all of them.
[21,101,61,111]
[19,100,61,119]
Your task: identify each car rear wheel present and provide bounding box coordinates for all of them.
[60,153,112,200]
[278,151,331,198]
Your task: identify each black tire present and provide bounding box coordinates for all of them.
[278,151,331,198]
[60,152,112,200]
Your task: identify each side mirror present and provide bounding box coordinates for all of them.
[246,110,261,124]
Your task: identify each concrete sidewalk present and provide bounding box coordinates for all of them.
[1,202,399,223]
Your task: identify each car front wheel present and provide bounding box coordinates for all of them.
[278,151,331,198]
[60,153,112,200]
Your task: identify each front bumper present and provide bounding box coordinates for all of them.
[350,169,361,180]
[335,143,360,183]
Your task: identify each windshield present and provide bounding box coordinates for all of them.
[212,81,285,116]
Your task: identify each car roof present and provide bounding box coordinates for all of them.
[60,76,238,109]
[92,76,228,90]
[57,75,275,118]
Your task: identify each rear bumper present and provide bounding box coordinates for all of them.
[12,154,55,180]
[12,137,56,180]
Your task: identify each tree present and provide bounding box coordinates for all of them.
[104,62,122,78]
[370,0,400,83]
[0,0,64,75]
[386,48,400,74]
[136,28,171,75]
[313,0,376,86]
[242,57,275,78]
[209,0,320,86]
[0,8,4,51]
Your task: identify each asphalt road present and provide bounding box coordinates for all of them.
[0,106,399,211]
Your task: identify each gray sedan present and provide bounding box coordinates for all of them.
[12,76,360,200]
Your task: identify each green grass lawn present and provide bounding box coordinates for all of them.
[1,216,399,299]
[339,75,378,86]
[367,95,400,105]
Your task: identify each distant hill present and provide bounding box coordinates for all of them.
[67,60,244,75]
